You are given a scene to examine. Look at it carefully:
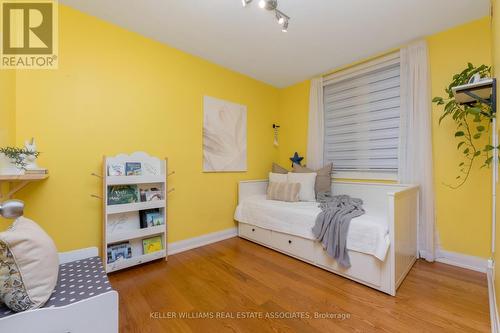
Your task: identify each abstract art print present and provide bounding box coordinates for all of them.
[203,96,247,172]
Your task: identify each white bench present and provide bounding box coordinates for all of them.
[0,247,118,333]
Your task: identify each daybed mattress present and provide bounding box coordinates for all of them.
[0,256,113,319]
[234,195,390,260]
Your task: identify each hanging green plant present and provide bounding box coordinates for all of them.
[432,63,494,189]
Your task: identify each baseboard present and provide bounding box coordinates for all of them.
[435,249,488,273]
[59,247,99,264]
[488,259,499,333]
[168,227,237,255]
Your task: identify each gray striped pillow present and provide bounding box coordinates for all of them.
[267,182,301,202]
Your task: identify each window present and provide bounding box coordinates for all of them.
[323,53,400,180]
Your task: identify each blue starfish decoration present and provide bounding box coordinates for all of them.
[290,152,304,167]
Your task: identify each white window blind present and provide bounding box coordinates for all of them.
[323,53,400,179]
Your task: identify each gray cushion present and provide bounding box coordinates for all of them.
[272,163,288,174]
[292,163,333,195]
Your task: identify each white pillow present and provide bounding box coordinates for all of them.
[0,217,59,312]
[287,172,317,201]
[269,172,288,183]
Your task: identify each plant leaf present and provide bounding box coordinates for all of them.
[468,107,482,115]
[455,131,465,137]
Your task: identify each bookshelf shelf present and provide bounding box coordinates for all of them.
[106,250,167,273]
[106,200,166,215]
[102,152,169,273]
[107,225,165,244]
[107,175,165,186]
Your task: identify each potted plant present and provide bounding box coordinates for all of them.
[0,145,40,175]
[432,63,495,188]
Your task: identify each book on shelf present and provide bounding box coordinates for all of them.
[143,236,162,254]
[125,162,142,176]
[24,168,48,174]
[139,187,163,202]
[108,163,125,176]
[139,209,164,229]
[107,185,139,205]
[107,242,132,264]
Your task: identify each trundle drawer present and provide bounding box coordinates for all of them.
[314,243,382,287]
[271,231,315,262]
[239,223,272,243]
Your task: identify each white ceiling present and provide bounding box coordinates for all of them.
[60,0,490,88]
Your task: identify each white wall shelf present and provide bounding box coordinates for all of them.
[102,152,170,273]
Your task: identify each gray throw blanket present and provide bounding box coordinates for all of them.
[312,193,365,268]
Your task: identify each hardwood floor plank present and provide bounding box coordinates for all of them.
[109,237,490,333]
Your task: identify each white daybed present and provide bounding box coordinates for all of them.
[234,180,419,296]
[0,247,119,333]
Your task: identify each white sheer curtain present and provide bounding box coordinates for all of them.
[399,40,436,262]
[307,77,324,170]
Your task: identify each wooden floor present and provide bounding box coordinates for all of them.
[109,237,490,333]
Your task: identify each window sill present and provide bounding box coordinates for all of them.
[332,171,398,182]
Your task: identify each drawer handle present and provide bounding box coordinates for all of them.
[288,240,292,244]
[252,228,255,232]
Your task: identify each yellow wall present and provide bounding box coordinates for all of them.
[277,80,310,167]
[428,18,492,258]
[0,70,16,226]
[277,17,492,258]
[13,5,279,251]
[0,70,15,147]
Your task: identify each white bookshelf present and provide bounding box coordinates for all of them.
[103,152,169,273]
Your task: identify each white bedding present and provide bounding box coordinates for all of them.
[234,194,390,261]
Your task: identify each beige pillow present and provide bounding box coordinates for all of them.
[0,217,59,312]
[267,182,301,202]
[272,163,288,174]
[293,163,333,195]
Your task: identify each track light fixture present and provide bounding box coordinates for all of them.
[242,0,290,32]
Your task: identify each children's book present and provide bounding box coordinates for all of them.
[143,236,162,254]
[125,162,142,176]
[107,185,139,205]
[108,163,125,176]
[139,209,164,228]
[107,242,132,264]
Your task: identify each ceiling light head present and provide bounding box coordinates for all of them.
[275,9,288,25]
[281,20,288,32]
[259,0,278,10]
[242,0,252,7]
